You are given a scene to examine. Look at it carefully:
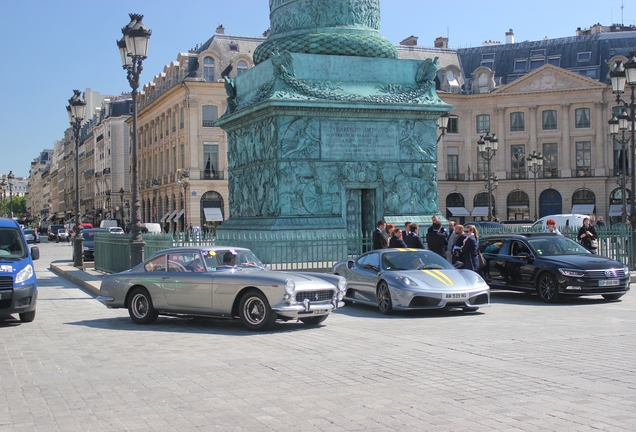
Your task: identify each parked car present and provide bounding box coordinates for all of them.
[531,214,588,232]
[465,221,504,231]
[76,228,108,261]
[23,228,40,244]
[47,224,65,241]
[96,246,347,331]
[332,249,490,314]
[108,227,125,235]
[57,228,70,243]
[479,232,630,303]
[0,218,40,322]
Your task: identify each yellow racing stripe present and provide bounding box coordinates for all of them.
[422,270,454,286]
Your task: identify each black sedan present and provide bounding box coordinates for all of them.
[479,233,630,302]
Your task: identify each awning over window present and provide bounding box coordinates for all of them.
[164,210,178,223]
[173,209,185,222]
[159,211,171,223]
[471,206,489,216]
[204,207,223,222]
[571,204,595,214]
[609,204,628,216]
[508,205,528,210]
[447,206,470,216]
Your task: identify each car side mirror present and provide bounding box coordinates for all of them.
[347,260,354,269]
[516,252,530,261]
[31,247,40,261]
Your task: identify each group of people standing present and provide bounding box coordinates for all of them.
[543,217,599,254]
[372,218,480,271]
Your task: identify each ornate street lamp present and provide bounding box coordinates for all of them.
[177,170,190,233]
[0,179,5,217]
[66,90,86,267]
[436,113,450,143]
[7,171,14,219]
[609,113,630,225]
[610,57,636,251]
[119,187,125,228]
[527,151,543,221]
[477,133,498,221]
[152,178,159,223]
[117,13,151,267]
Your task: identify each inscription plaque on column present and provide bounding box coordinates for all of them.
[321,121,397,161]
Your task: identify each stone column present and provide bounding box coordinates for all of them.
[561,104,571,178]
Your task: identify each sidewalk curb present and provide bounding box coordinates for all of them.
[50,263,103,297]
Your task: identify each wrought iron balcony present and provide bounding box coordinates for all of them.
[572,168,594,178]
[472,173,488,181]
[84,169,94,178]
[201,170,225,180]
[95,171,102,178]
[445,173,466,181]
[103,167,111,175]
[506,171,527,180]
[538,169,560,179]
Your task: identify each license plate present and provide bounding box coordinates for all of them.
[599,279,620,286]
[444,293,468,300]
[313,309,328,315]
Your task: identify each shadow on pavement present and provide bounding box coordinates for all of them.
[332,303,487,319]
[489,289,623,307]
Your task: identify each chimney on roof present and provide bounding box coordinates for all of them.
[263,28,271,38]
[434,37,448,48]
[399,35,418,46]
[216,25,225,34]
[505,29,514,44]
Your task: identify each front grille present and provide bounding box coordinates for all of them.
[0,276,13,288]
[409,296,441,307]
[471,293,489,305]
[295,290,333,302]
[587,269,627,279]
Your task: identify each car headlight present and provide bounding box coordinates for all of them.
[337,277,347,292]
[83,246,89,251]
[16,264,34,284]
[397,276,418,286]
[624,266,630,276]
[559,268,586,277]
[284,279,295,295]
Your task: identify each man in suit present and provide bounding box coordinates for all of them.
[372,219,388,250]
[446,221,457,262]
[427,215,446,236]
[402,221,412,245]
[405,223,425,249]
[426,221,447,257]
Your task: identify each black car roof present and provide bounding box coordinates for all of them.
[481,232,559,240]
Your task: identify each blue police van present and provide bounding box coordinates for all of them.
[0,218,40,322]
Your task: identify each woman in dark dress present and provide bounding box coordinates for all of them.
[388,229,408,248]
[460,225,480,271]
[452,225,466,265]
[577,217,598,254]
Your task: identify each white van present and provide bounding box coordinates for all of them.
[99,220,118,229]
[143,223,162,234]
[532,214,589,232]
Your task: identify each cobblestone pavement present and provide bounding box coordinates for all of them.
[1,241,636,431]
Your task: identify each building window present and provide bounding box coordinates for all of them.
[229,43,239,51]
[172,147,177,175]
[447,148,459,180]
[578,69,597,78]
[154,124,158,142]
[204,57,215,81]
[575,108,591,128]
[547,56,561,67]
[576,141,592,175]
[202,105,218,127]
[203,143,219,179]
[542,143,558,178]
[476,149,487,180]
[172,111,176,133]
[530,49,546,57]
[511,145,526,178]
[577,52,591,62]
[514,59,527,72]
[530,58,544,69]
[510,112,525,132]
[542,110,557,130]
[180,107,184,129]
[160,119,163,139]
[180,144,184,170]
[237,61,248,75]
[481,53,494,70]
[476,114,490,133]
[447,116,458,134]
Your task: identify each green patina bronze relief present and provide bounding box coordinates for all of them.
[254,0,397,64]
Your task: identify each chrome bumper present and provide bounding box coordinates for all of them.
[273,299,344,314]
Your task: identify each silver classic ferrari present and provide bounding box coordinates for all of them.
[97,246,346,331]
[333,248,490,314]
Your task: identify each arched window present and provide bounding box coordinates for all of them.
[237,60,248,75]
[204,57,215,81]
[201,191,224,228]
[507,190,530,221]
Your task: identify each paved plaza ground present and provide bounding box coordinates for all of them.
[1,240,635,431]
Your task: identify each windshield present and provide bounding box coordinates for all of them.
[528,236,590,256]
[0,227,28,259]
[382,250,453,271]
[58,229,67,234]
[202,249,266,270]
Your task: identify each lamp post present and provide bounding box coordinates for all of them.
[609,114,630,224]
[177,170,190,233]
[7,171,14,219]
[610,57,636,255]
[0,179,5,217]
[477,133,498,221]
[105,190,111,220]
[66,91,86,267]
[118,187,125,228]
[527,151,544,221]
[118,13,151,267]
[436,113,450,143]
[152,178,159,223]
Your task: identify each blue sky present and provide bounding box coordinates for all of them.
[0,0,629,177]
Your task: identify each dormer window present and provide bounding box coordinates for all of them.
[204,57,215,81]
[229,43,239,51]
[577,52,591,62]
[237,60,248,75]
